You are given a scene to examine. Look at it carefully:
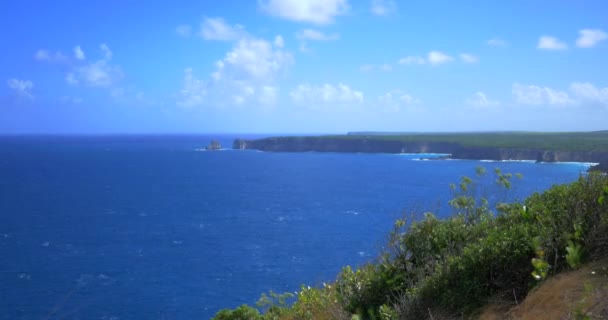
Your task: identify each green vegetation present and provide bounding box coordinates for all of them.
[320,131,608,152]
[213,170,608,319]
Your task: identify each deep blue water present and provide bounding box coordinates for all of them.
[0,135,592,319]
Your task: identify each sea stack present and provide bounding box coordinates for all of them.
[205,140,222,151]
[232,139,247,150]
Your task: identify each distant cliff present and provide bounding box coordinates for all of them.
[233,136,608,170]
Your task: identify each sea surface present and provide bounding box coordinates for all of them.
[0,135,594,319]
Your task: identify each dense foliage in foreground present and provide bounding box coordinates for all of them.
[213,171,608,319]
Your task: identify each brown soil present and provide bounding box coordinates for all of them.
[479,259,608,320]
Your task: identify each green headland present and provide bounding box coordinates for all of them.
[234,131,608,172]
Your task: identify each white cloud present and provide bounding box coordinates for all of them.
[576,29,608,48]
[7,78,34,99]
[570,82,608,106]
[260,0,349,25]
[512,83,574,106]
[34,50,67,63]
[290,83,364,108]
[59,96,83,104]
[74,45,85,60]
[65,73,79,85]
[466,91,499,108]
[295,29,338,53]
[178,34,292,108]
[487,38,508,47]
[377,90,420,112]
[510,82,608,108]
[72,60,123,87]
[100,43,113,60]
[178,68,207,108]
[359,64,374,72]
[200,17,245,41]
[63,44,123,87]
[398,56,425,65]
[427,51,453,65]
[274,35,284,48]
[35,49,51,61]
[379,64,392,71]
[176,25,192,37]
[460,53,478,64]
[399,51,471,66]
[296,29,339,41]
[221,37,293,81]
[35,44,124,91]
[258,86,279,105]
[359,64,392,72]
[107,87,152,106]
[537,36,568,50]
[371,0,397,16]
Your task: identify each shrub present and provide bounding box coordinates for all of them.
[212,172,608,319]
[212,304,262,320]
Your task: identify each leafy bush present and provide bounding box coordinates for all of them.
[213,172,608,319]
[213,304,262,320]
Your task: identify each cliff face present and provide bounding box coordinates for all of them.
[234,137,460,154]
[451,146,608,164]
[234,137,608,170]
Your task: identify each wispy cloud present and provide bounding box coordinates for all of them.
[59,95,84,104]
[512,82,608,108]
[377,90,421,112]
[576,29,607,48]
[274,35,285,48]
[259,0,349,25]
[398,56,426,65]
[512,83,574,106]
[100,43,112,60]
[370,0,397,16]
[570,82,608,107]
[359,64,392,72]
[466,91,498,108]
[290,83,363,109]
[296,29,339,41]
[486,38,508,47]
[66,44,123,87]
[537,36,568,50]
[460,53,479,64]
[427,51,454,65]
[399,51,474,66]
[36,44,123,88]
[200,17,245,41]
[177,68,207,108]
[74,46,85,60]
[175,25,192,37]
[6,78,35,99]
[34,50,68,63]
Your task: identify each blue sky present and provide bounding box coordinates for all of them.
[1,0,608,134]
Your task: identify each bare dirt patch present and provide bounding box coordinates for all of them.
[479,259,608,320]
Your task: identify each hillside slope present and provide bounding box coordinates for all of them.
[480,259,608,320]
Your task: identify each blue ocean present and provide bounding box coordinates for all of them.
[0,135,593,319]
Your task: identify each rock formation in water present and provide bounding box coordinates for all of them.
[206,140,222,151]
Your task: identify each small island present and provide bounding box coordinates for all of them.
[205,140,222,151]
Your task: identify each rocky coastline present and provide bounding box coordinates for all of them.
[233,136,608,171]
